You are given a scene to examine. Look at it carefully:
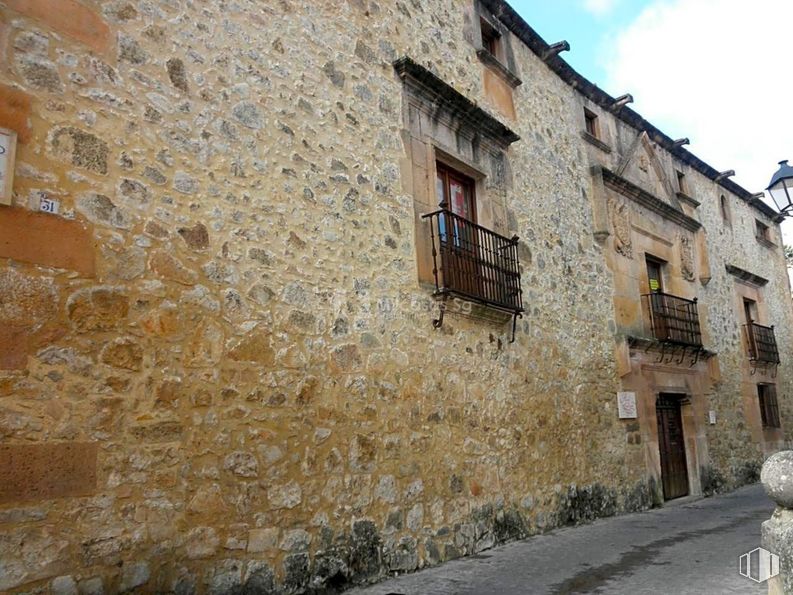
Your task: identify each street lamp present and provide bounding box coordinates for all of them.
[767,160,793,216]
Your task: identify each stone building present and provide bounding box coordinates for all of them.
[0,0,790,593]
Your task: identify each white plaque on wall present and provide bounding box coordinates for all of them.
[617,391,638,419]
[709,410,716,425]
[0,128,17,206]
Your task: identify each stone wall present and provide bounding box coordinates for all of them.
[0,1,789,593]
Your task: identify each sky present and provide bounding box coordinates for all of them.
[511,0,793,247]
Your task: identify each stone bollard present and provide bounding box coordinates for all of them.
[761,451,793,595]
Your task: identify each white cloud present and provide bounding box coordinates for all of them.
[601,0,793,245]
[583,0,619,16]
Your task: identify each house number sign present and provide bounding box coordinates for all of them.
[617,391,638,419]
[0,128,17,206]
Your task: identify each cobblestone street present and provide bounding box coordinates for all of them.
[350,484,772,595]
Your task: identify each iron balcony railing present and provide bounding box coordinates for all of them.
[642,292,703,348]
[745,321,781,364]
[422,208,523,314]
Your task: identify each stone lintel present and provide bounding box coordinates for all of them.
[393,56,520,147]
[725,264,769,287]
[0,207,95,276]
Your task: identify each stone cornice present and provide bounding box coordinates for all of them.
[580,131,612,154]
[600,167,702,232]
[478,0,781,222]
[675,191,701,208]
[393,56,520,148]
[725,264,769,287]
[475,49,522,88]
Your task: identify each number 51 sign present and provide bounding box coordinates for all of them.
[0,127,17,206]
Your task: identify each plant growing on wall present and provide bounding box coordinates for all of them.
[785,244,793,267]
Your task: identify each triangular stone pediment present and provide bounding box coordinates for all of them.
[616,131,682,212]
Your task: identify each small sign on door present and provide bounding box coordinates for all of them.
[617,391,638,419]
[0,128,17,206]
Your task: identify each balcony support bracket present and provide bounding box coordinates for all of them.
[654,342,668,364]
[689,346,703,367]
[432,295,448,330]
[750,360,779,379]
[510,311,522,344]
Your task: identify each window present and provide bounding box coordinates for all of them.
[720,195,731,225]
[584,108,599,138]
[743,298,757,325]
[756,219,771,243]
[436,162,476,222]
[479,18,501,60]
[646,256,664,293]
[676,170,687,195]
[758,384,781,428]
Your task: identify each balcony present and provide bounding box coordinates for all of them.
[642,292,703,348]
[422,208,523,316]
[745,322,781,365]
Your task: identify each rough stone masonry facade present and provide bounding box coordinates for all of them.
[0,0,790,593]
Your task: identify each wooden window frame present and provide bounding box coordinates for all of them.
[479,17,501,61]
[435,161,477,223]
[755,219,771,243]
[743,298,758,325]
[720,195,731,226]
[645,255,665,293]
[676,170,687,194]
[759,384,781,429]
[584,108,599,139]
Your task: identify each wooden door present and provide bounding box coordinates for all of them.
[436,163,480,298]
[656,394,689,500]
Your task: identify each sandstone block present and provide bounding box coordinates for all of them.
[77,576,104,595]
[227,328,274,365]
[0,84,32,142]
[67,286,128,332]
[51,127,108,175]
[280,529,311,552]
[15,55,62,92]
[0,442,97,503]
[187,485,227,515]
[223,451,258,478]
[0,207,95,276]
[243,561,275,593]
[166,58,188,92]
[268,481,302,510]
[117,33,147,64]
[231,101,262,129]
[0,269,57,325]
[100,337,142,370]
[184,526,219,560]
[76,193,129,229]
[206,560,243,594]
[51,575,77,595]
[247,528,278,553]
[129,420,183,443]
[150,251,198,285]
[119,561,149,591]
[177,223,209,250]
[5,0,111,53]
[0,325,30,370]
[0,527,70,591]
